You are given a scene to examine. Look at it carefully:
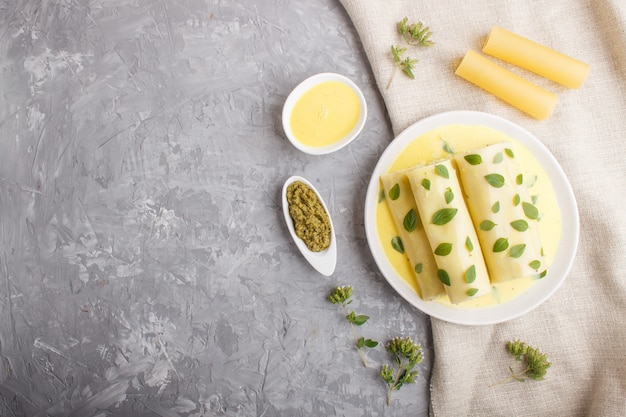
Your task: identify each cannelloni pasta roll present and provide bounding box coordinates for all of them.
[381,171,444,301]
[406,160,491,304]
[455,142,546,283]
[482,26,590,89]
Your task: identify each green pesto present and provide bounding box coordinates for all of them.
[286,181,331,252]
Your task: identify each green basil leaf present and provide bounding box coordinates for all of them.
[509,244,526,258]
[527,175,538,188]
[529,260,541,270]
[391,236,404,253]
[403,209,418,232]
[538,269,548,279]
[465,236,474,252]
[466,288,479,297]
[438,269,451,286]
[357,336,365,348]
[432,208,458,225]
[389,183,400,200]
[464,154,482,165]
[522,202,539,220]
[415,263,423,274]
[444,187,454,204]
[422,178,431,190]
[378,189,386,203]
[464,265,476,283]
[493,152,504,164]
[479,220,497,231]
[442,141,455,154]
[403,66,415,79]
[485,173,505,188]
[505,148,515,158]
[493,237,509,252]
[435,164,449,179]
[491,201,500,213]
[364,339,379,348]
[350,314,370,326]
[510,219,529,232]
[513,194,521,206]
[516,174,523,185]
[434,243,453,256]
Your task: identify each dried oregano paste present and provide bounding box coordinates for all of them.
[286,181,331,252]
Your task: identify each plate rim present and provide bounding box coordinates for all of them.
[364,110,580,325]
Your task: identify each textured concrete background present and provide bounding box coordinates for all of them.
[0,1,431,416]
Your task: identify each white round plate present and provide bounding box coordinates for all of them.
[283,175,337,276]
[282,72,367,155]
[364,111,579,325]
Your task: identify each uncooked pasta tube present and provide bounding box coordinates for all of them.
[483,26,590,89]
[455,142,547,283]
[455,50,558,120]
[381,171,444,301]
[406,160,491,304]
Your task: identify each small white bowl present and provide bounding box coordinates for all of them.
[282,175,337,276]
[282,73,367,155]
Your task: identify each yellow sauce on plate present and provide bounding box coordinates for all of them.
[376,124,562,309]
[289,81,361,148]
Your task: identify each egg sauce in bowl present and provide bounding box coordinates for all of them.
[282,73,367,155]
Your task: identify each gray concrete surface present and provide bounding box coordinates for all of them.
[0,1,431,416]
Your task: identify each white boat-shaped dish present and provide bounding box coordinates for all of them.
[282,175,337,276]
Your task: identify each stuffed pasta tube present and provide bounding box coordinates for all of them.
[406,160,491,304]
[381,171,444,301]
[455,142,547,283]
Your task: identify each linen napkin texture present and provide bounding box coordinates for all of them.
[339,0,626,416]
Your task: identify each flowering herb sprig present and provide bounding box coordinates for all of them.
[380,336,423,405]
[493,339,551,385]
[397,17,434,47]
[388,17,435,89]
[328,286,378,367]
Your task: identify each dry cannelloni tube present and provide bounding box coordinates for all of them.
[483,26,590,89]
[455,50,558,120]
[455,142,547,283]
[381,171,444,301]
[406,160,491,304]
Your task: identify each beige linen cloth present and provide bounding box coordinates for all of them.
[339,0,626,415]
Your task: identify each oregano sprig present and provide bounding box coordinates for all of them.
[391,45,418,80]
[493,339,551,385]
[397,17,434,47]
[380,336,423,405]
[388,17,435,89]
[328,286,378,367]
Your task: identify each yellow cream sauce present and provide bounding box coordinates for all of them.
[376,125,562,309]
[290,81,360,147]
